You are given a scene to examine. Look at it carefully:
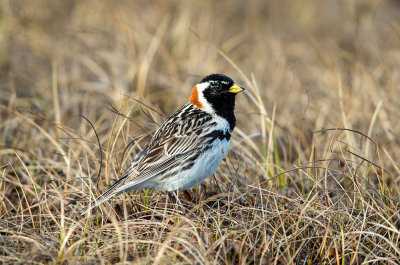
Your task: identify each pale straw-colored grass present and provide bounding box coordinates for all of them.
[1,0,400,264]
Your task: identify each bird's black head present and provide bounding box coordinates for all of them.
[200,73,235,91]
[190,73,244,130]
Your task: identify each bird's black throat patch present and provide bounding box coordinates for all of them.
[202,90,237,131]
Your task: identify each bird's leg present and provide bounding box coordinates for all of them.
[199,183,207,200]
[213,173,222,193]
[167,191,175,203]
[167,191,182,205]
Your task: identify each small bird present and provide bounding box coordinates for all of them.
[80,73,245,215]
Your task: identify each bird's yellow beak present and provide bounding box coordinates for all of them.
[229,84,245,94]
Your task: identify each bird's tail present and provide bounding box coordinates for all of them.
[80,171,130,216]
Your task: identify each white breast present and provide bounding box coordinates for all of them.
[159,138,229,191]
[155,115,232,191]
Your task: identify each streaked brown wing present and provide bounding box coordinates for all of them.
[131,133,199,179]
[123,106,211,185]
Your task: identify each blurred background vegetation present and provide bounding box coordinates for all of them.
[1,0,400,153]
[1,0,400,263]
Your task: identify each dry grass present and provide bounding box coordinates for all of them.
[1,0,400,264]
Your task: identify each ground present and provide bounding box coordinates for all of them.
[1,0,400,264]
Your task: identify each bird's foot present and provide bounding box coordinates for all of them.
[182,190,195,201]
[181,184,207,203]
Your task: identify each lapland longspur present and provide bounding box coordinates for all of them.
[81,73,244,215]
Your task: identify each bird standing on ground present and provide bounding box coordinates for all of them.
[81,73,245,215]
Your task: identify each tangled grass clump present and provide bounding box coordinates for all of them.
[1,0,400,264]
